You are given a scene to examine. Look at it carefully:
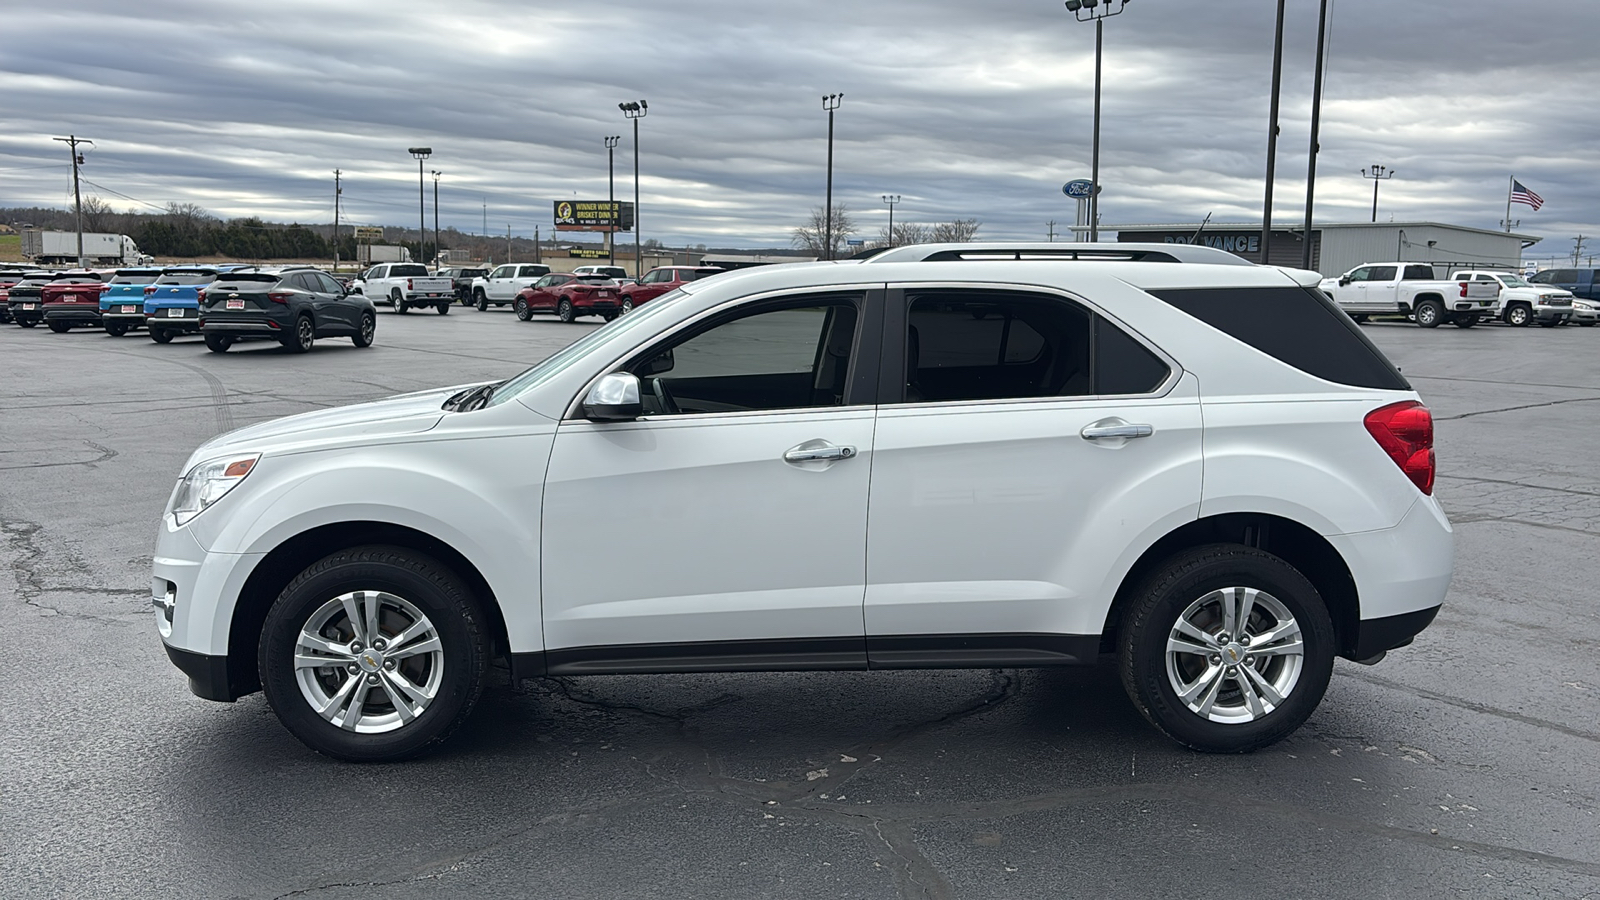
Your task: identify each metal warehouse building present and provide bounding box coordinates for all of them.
[1108,222,1541,277]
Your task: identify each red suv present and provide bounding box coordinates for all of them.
[42,274,112,333]
[618,266,723,312]
[514,273,623,323]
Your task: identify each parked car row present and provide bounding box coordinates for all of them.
[1,265,378,353]
[1319,262,1588,328]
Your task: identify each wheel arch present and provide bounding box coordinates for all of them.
[226,521,510,698]
[1101,512,1361,660]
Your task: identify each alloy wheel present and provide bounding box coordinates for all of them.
[1164,586,1305,724]
[292,590,445,734]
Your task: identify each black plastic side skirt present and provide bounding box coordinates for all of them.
[511,633,1100,680]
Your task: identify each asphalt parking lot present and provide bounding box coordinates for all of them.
[3,309,1599,899]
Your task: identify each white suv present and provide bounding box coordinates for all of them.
[152,243,1453,761]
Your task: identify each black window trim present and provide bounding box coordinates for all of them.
[561,283,887,422]
[878,281,1181,408]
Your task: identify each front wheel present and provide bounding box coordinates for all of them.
[1349,313,1369,323]
[1453,314,1479,328]
[557,298,575,323]
[257,546,489,762]
[514,297,533,321]
[1538,318,1561,328]
[474,289,488,312]
[1119,544,1335,753]
[352,312,375,347]
[204,333,234,353]
[1414,299,1444,328]
[620,297,634,314]
[1504,304,1531,326]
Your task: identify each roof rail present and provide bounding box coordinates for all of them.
[859,242,1255,267]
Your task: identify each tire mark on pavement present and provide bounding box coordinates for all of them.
[1436,396,1600,421]
[1338,668,1600,744]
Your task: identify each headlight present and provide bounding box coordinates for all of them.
[168,454,260,526]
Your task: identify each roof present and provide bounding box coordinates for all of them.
[1109,221,1542,242]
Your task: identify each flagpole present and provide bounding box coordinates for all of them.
[1506,175,1514,233]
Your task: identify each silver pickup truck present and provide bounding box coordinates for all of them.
[1320,262,1500,328]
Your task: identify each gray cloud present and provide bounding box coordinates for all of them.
[2,0,1596,261]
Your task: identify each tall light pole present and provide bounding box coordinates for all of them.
[431,170,441,267]
[605,135,621,267]
[1064,0,1130,243]
[53,135,92,266]
[882,194,901,247]
[1260,0,1287,264]
[619,101,647,278]
[333,169,342,271]
[1362,164,1394,223]
[1301,0,1330,270]
[821,93,843,259]
[408,147,431,264]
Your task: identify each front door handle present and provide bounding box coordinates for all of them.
[1080,420,1154,441]
[784,442,857,463]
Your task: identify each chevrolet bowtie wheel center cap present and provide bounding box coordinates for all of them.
[356,649,386,673]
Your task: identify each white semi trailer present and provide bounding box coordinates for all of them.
[21,231,153,266]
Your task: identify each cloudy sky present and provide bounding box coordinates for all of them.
[2,0,1597,260]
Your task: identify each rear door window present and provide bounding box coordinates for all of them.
[1368,266,1398,281]
[1150,287,1409,390]
[1402,265,1435,280]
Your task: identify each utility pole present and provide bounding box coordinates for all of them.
[605,135,621,267]
[506,224,511,262]
[333,169,342,272]
[482,199,488,264]
[1046,220,1057,242]
[1574,235,1587,266]
[53,135,92,267]
[535,225,541,264]
[1301,0,1330,271]
[1260,0,1287,264]
[821,93,843,258]
[431,170,441,267]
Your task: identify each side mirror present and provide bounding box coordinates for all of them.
[641,348,674,376]
[1338,276,1351,286]
[583,372,643,421]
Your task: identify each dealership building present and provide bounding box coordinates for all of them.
[1106,221,1541,277]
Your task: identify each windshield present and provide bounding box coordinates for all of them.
[1497,274,1531,287]
[485,288,690,408]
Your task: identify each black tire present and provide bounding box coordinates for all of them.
[106,322,129,337]
[602,312,617,322]
[48,321,70,333]
[352,312,375,347]
[1119,544,1335,753]
[557,298,575,323]
[282,315,314,352]
[204,333,234,353]
[1504,304,1531,327]
[19,319,37,328]
[1579,320,1595,327]
[620,297,634,315]
[515,297,533,321]
[435,301,450,315]
[1414,299,1444,328]
[150,328,174,344]
[1350,314,1369,323]
[1453,314,1478,328]
[391,290,408,314]
[474,289,488,312]
[257,545,489,762]
[1537,318,1561,328]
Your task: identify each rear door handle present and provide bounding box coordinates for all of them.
[1080,420,1154,441]
[784,442,857,463]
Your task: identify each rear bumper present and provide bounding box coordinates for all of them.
[1327,495,1454,654]
[8,303,43,323]
[1353,605,1440,660]
[202,311,290,334]
[102,311,147,325]
[44,306,101,324]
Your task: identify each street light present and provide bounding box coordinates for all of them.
[408,147,431,264]
[1064,0,1130,242]
[431,170,441,267]
[1301,0,1331,270]
[882,194,901,246]
[619,101,647,278]
[1260,0,1287,264]
[821,93,843,259]
[1362,164,1395,223]
[605,135,621,267]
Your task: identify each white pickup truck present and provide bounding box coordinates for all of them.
[1320,262,1500,328]
[468,263,552,310]
[1449,270,1575,327]
[353,263,455,315]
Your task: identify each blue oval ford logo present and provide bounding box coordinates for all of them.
[1063,179,1096,198]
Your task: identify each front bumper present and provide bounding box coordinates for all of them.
[164,645,238,702]
[1534,306,1571,323]
[153,518,265,702]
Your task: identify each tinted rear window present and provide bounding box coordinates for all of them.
[1150,286,1409,391]
[389,264,428,277]
[156,274,214,285]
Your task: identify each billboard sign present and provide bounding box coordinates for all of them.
[352,226,384,240]
[569,248,609,259]
[554,200,635,232]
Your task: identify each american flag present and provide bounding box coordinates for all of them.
[1511,180,1544,211]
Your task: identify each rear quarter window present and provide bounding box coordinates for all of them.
[1150,286,1410,391]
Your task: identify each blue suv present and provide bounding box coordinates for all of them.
[101,267,167,336]
[145,267,238,343]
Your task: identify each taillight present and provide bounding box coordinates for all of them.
[144,285,157,295]
[1365,401,1434,495]
[407,278,414,290]
[267,291,293,304]
[1459,282,1468,297]
[196,289,206,303]
[99,284,111,293]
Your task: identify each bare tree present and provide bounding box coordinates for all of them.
[80,195,116,232]
[164,202,214,227]
[930,218,981,243]
[875,221,932,248]
[791,204,856,258]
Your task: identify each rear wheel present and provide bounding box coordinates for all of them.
[1505,303,1531,326]
[47,321,70,333]
[1119,544,1334,753]
[391,290,408,314]
[257,546,489,762]
[1350,313,1369,323]
[1453,314,1479,328]
[436,301,450,315]
[106,322,129,337]
[1414,299,1444,328]
[514,297,533,321]
[204,333,234,353]
[282,315,314,352]
[150,328,174,344]
[1538,318,1561,328]
[557,299,575,323]
[18,320,37,328]
[352,312,375,347]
